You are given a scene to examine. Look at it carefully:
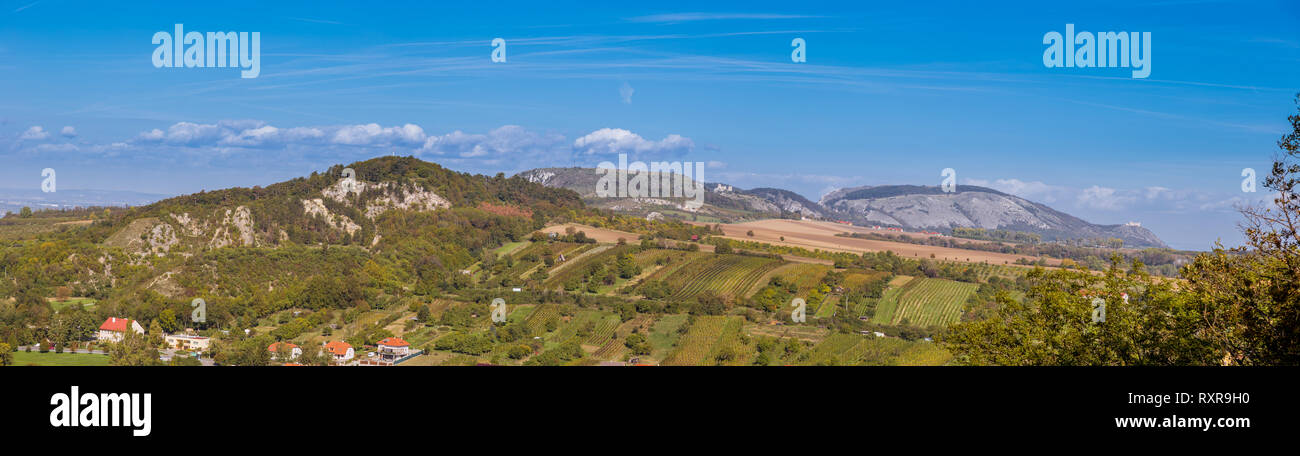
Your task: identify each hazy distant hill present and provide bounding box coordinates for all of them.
[0,188,168,215]
[516,167,1168,248]
[822,185,1168,248]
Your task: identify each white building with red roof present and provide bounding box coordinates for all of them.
[377,337,411,359]
[322,341,354,364]
[97,317,144,343]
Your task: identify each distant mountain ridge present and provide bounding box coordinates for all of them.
[515,167,1169,248]
[820,184,1167,248]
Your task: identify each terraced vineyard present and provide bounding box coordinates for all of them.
[746,263,832,298]
[798,334,953,366]
[803,334,867,365]
[647,254,783,300]
[542,310,617,348]
[499,242,596,282]
[523,304,561,334]
[815,295,840,318]
[870,276,914,325]
[661,316,744,366]
[540,244,621,288]
[583,314,622,347]
[592,314,652,360]
[888,278,980,327]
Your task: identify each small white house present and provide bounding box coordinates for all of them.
[97,317,145,343]
[323,341,354,363]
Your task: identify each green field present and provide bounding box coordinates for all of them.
[12,351,111,366]
[50,297,97,312]
[492,241,528,257]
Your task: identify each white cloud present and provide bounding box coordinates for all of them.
[60,126,76,137]
[132,121,421,149]
[331,123,426,146]
[418,125,566,159]
[572,128,694,158]
[25,120,693,175]
[1076,185,1137,210]
[627,13,822,23]
[19,126,49,140]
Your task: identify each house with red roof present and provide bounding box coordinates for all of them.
[322,341,354,364]
[96,317,145,343]
[268,342,302,360]
[377,337,411,360]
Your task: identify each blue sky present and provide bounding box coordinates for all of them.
[1,0,1297,250]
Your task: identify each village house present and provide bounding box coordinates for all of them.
[376,337,410,361]
[268,342,302,360]
[164,333,211,352]
[96,317,145,343]
[322,341,354,363]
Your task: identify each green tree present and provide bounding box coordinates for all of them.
[108,331,162,366]
[156,308,180,334]
[942,259,1215,366]
[1180,94,1300,365]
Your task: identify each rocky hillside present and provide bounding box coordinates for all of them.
[820,185,1168,248]
[516,167,825,220]
[516,168,1168,248]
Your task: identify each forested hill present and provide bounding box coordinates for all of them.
[93,156,585,254]
[0,155,598,325]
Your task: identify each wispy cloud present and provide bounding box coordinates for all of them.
[287,17,343,25]
[964,176,1270,215]
[13,1,40,13]
[627,12,824,23]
